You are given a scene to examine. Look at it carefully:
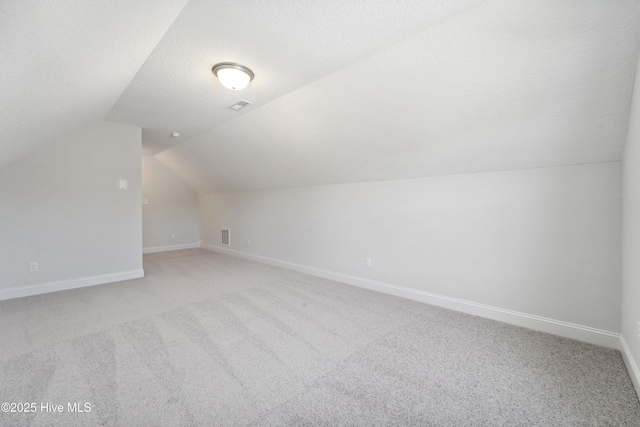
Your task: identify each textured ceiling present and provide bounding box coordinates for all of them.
[0,0,188,168]
[151,0,640,193]
[107,0,484,156]
[3,1,640,193]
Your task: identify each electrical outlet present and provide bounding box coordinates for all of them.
[365,257,372,268]
[171,234,176,240]
[246,240,250,246]
[30,262,39,272]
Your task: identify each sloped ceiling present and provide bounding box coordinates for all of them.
[107,0,485,156]
[3,0,640,193]
[152,0,640,193]
[0,0,188,169]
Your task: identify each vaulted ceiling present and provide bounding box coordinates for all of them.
[0,0,188,168]
[3,0,640,193]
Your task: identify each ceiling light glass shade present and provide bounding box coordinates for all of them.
[212,63,254,90]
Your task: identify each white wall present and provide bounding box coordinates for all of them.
[200,162,621,335]
[621,59,640,393]
[0,121,143,297]
[142,155,199,251]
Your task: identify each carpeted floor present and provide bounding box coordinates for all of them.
[0,248,639,426]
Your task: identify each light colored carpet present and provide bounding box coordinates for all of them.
[1,248,638,426]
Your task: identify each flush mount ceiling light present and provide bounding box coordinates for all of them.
[212,62,254,90]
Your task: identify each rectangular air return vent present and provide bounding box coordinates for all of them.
[229,100,251,111]
[221,228,230,246]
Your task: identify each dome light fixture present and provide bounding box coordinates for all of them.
[212,62,254,91]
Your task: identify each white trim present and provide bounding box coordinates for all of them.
[201,243,620,349]
[0,270,144,301]
[620,335,640,398]
[143,242,201,254]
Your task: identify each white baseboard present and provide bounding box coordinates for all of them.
[143,242,201,254]
[0,270,145,301]
[201,243,620,349]
[620,335,640,398]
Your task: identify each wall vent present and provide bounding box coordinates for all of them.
[221,228,230,246]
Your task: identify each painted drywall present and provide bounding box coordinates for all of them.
[155,0,640,194]
[142,155,199,250]
[0,0,188,168]
[111,0,484,154]
[0,121,143,294]
[200,162,622,333]
[621,58,640,393]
